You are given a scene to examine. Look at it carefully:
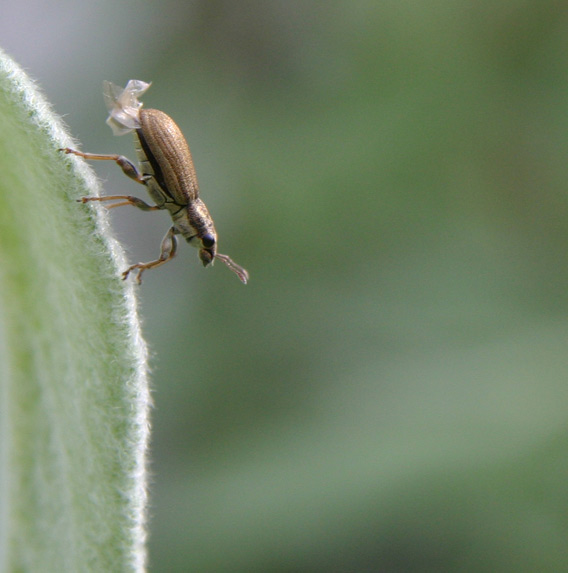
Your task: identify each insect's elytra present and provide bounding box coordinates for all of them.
[60,80,248,285]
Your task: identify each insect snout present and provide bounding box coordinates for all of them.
[199,247,215,267]
[192,233,215,267]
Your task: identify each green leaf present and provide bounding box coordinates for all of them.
[0,50,150,571]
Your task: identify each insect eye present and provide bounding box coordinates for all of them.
[202,234,215,248]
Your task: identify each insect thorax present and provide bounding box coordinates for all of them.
[172,199,217,245]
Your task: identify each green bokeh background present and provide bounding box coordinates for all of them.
[4,1,568,570]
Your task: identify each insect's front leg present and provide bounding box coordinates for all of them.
[59,147,148,184]
[122,226,179,284]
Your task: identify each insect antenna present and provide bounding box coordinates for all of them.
[215,254,249,284]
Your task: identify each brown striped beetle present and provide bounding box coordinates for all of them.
[61,80,248,284]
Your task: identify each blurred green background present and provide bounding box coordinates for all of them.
[4,1,568,570]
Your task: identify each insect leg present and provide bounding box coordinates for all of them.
[59,147,147,184]
[77,195,160,211]
[122,226,178,284]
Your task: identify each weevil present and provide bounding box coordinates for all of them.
[60,80,248,284]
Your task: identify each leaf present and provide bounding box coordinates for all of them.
[0,50,150,571]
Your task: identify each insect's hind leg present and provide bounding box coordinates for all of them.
[59,147,147,184]
[122,226,179,284]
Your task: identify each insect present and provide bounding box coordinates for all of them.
[60,79,248,284]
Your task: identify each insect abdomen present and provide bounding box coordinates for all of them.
[138,109,200,205]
